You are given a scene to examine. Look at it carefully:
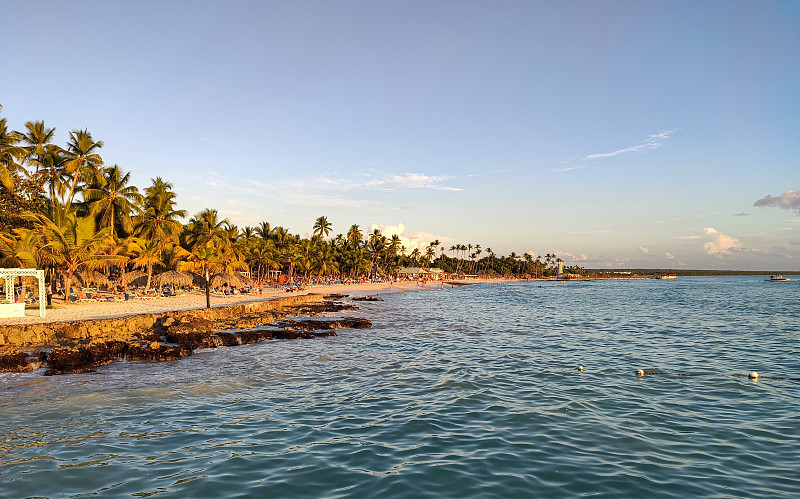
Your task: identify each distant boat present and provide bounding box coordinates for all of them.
[654,273,677,280]
[765,275,791,281]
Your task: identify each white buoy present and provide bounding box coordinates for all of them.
[636,369,645,376]
[749,371,759,379]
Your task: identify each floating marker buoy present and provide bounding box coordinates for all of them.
[578,365,584,371]
[636,369,645,376]
[749,371,759,379]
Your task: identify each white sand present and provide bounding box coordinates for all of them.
[1,281,453,325]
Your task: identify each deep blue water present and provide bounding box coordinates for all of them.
[1,277,799,497]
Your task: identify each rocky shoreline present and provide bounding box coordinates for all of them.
[0,293,375,375]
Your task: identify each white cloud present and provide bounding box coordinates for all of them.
[665,252,675,260]
[583,129,675,161]
[638,246,650,254]
[754,189,800,211]
[368,223,453,254]
[702,227,741,255]
[289,172,462,193]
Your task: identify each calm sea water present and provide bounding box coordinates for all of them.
[1,277,799,498]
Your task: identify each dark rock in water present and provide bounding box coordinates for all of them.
[334,318,372,329]
[323,294,349,300]
[45,346,95,375]
[293,300,358,315]
[0,348,35,372]
[236,330,273,344]
[215,332,242,346]
[88,341,128,367]
[125,343,190,362]
[352,295,382,302]
[271,329,334,339]
[276,318,372,332]
[165,330,220,349]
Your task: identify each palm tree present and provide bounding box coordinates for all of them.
[19,120,56,175]
[313,244,339,278]
[129,237,163,291]
[313,216,332,240]
[346,224,363,250]
[63,129,104,205]
[134,177,186,243]
[256,221,272,241]
[26,207,116,304]
[183,208,228,248]
[84,165,144,238]
[0,115,26,190]
[180,241,226,309]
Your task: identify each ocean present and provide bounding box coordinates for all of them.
[1,276,798,497]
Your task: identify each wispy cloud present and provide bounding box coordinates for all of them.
[289,172,462,193]
[638,246,650,254]
[665,252,675,260]
[583,130,675,161]
[733,212,748,217]
[754,189,800,212]
[569,229,611,235]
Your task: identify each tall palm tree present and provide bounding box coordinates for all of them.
[183,208,228,248]
[0,115,26,190]
[84,165,144,238]
[180,241,226,309]
[346,224,362,250]
[26,208,116,304]
[19,120,56,175]
[134,177,186,243]
[313,215,332,240]
[63,129,104,205]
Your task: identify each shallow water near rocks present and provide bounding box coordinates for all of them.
[1,276,799,497]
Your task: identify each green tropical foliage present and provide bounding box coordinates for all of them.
[0,108,584,308]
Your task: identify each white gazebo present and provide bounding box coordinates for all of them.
[0,268,46,318]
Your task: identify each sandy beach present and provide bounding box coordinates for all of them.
[1,281,453,326]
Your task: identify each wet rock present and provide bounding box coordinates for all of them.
[215,332,242,346]
[292,300,358,316]
[271,329,333,339]
[323,294,348,300]
[165,330,221,349]
[276,318,372,331]
[45,346,95,375]
[352,295,382,302]
[88,341,128,367]
[0,348,33,372]
[125,343,191,362]
[236,330,273,344]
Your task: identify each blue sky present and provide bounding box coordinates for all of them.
[2,0,798,269]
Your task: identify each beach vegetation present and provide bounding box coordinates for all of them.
[0,108,589,305]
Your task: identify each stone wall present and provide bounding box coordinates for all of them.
[0,294,323,347]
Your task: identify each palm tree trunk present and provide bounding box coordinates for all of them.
[145,263,153,291]
[63,273,72,305]
[204,268,211,309]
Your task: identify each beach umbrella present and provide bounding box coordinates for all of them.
[209,272,251,288]
[118,269,147,286]
[153,270,193,287]
[73,270,111,288]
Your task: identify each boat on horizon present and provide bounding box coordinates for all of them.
[654,273,677,280]
[765,275,791,281]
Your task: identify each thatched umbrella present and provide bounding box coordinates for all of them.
[153,270,193,288]
[118,269,147,286]
[74,270,111,288]
[209,272,251,288]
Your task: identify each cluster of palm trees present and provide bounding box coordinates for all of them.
[0,109,584,307]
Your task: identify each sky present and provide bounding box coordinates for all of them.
[1,0,798,270]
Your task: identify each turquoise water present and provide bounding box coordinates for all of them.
[1,277,799,497]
